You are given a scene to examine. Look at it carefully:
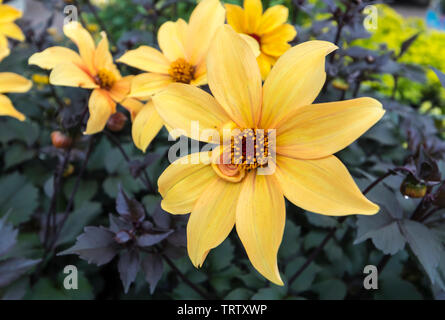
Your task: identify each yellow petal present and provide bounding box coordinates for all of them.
[0,72,32,93]
[131,101,164,152]
[158,153,217,214]
[236,172,284,285]
[153,83,231,143]
[0,93,25,121]
[49,63,98,89]
[243,0,263,34]
[239,33,261,58]
[188,177,242,267]
[185,0,225,66]
[0,5,22,23]
[258,5,289,34]
[275,155,379,215]
[158,19,187,62]
[63,21,96,74]
[128,72,172,98]
[0,46,9,62]
[0,22,24,41]
[117,46,170,73]
[257,52,274,80]
[276,98,385,159]
[109,75,131,102]
[94,32,113,71]
[225,4,246,33]
[261,24,296,57]
[261,40,338,128]
[120,97,144,121]
[84,89,115,135]
[207,25,262,128]
[28,46,83,70]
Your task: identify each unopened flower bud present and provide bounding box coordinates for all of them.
[107,112,128,132]
[51,131,73,149]
[400,179,427,198]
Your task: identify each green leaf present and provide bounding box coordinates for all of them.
[4,144,35,169]
[63,179,98,208]
[251,287,285,300]
[305,212,338,228]
[313,279,347,300]
[0,173,38,225]
[375,277,422,300]
[208,239,234,271]
[279,220,301,259]
[225,288,253,300]
[285,257,321,292]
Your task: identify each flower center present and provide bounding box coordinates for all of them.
[168,58,195,84]
[95,69,116,90]
[212,128,271,183]
[248,33,261,45]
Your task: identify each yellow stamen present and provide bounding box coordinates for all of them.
[168,58,195,84]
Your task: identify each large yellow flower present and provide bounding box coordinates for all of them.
[117,0,225,152]
[0,72,32,121]
[152,26,385,285]
[0,0,25,61]
[226,0,297,79]
[29,22,134,134]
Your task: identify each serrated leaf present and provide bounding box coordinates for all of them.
[141,253,163,294]
[116,186,145,223]
[0,214,18,256]
[400,220,444,288]
[313,279,347,300]
[225,288,253,300]
[118,250,140,294]
[0,257,41,287]
[58,226,118,266]
[136,230,173,247]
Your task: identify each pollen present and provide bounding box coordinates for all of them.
[95,69,117,90]
[168,58,195,84]
[230,129,269,171]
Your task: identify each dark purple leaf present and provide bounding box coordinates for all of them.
[399,33,420,59]
[432,67,445,88]
[163,243,186,260]
[167,229,187,248]
[118,250,140,294]
[58,226,118,266]
[141,253,163,294]
[0,214,18,257]
[152,204,171,230]
[0,258,41,288]
[116,186,145,223]
[108,214,132,233]
[137,230,173,247]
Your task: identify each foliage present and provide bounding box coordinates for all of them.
[0,0,445,300]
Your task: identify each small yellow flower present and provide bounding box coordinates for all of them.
[226,0,297,79]
[0,72,32,121]
[117,0,225,152]
[0,1,25,61]
[87,23,100,33]
[29,21,136,135]
[32,73,49,85]
[153,26,384,285]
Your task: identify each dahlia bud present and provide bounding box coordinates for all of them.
[400,178,427,199]
[107,112,128,132]
[51,131,73,149]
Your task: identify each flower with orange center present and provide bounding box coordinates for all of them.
[115,0,225,152]
[152,26,385,285]
[0,72,32,121]
[226,0,297,79]
[28,22,135,134]
[0,0,25,62]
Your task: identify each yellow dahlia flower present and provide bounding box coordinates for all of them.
[226,0,297,79]
[116,0,225,152]
[29,22,135,135]
[0,0,25,61]
[0,72,32,121]
[152,26,384,285]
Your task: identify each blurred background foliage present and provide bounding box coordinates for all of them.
[0,0,445,300]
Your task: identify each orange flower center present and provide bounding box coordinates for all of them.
[95,69,116,90]
[168,58,195,84]
[213,128,270,183]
